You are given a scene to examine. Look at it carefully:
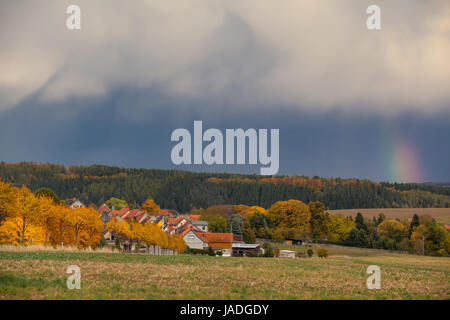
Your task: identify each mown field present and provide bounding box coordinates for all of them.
[0,246,449,300]
[328,208,450,224]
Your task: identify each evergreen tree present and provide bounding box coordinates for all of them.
[409,214,420,236]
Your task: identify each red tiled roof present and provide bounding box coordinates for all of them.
[159,209,177,216]
[117,208,130,217]
[98,204,110,215]
[180,226,196,238]
[444,224,450,229]
[197,232,233,243]
[185,214,201,221]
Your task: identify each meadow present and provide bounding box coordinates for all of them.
[0,245,449,300]
[328,208,450,224]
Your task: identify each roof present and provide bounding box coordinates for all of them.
[279,250,295,253]
[197,232,233,244]
[158,209,178,217]
[185,214,201,221]
[65,198,83,207]
[191,220,208,226]
[444,224,450,230]
[98,204,110,215]
[181,226,202,238]
[232,243,260,248]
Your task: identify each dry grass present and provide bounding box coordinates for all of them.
[0,250,448,300]
[328,208,450,223]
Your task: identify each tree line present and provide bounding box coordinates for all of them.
[1,162,449,212]
[195,201,450,256]
[0,181,186,253]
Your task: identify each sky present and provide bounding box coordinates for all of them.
[0,0,449,183]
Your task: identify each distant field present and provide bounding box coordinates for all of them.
[327,208,450,224]
[0,247,449,299]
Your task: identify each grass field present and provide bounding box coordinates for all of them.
[327,208,450,224]
[0,246,449,300]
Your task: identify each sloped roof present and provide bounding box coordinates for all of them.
[197,232,233,243]
[185,214,201,221]
[98,204,110,215]
[192,220,208,226]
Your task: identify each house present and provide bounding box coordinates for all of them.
[65,198,85,209]
[98,204,110,215]
[198,232,233,250]
[279,250,296,258]
[181,227,233,251]
[284,238,303,246]
[191,220,208,232]
[232,243,260,257]
[182,227,207,250]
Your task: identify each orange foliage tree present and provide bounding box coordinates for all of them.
[141,198,160,215]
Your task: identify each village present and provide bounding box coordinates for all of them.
[96,202,288,258]
[64,198,297,258]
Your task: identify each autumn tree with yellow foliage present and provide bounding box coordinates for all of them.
[141,198,160,215]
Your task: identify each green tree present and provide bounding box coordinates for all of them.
[205,215,227,233]
[309,201,330,240]
[34,188,60,205]
[409,214,420,236]
[106,197,129,211]
[228,214,243,235]
[242,228,256,244]
[376,213,386,226]
[355,212,368,233]
[262,242,274,257]
[346,228,369,247]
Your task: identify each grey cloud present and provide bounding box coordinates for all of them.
[0,0,449,114]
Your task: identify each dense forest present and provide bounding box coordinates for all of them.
[0,162,449,212]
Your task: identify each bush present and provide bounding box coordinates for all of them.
[242,228,256,244]
[307,249,313,257]
[115,238,121,251]
[216,250,223,256]
[99,237,106,248]
[262,242,274,257]
[188,248,208,255]
[317,248,328,258]
[436,249,448,257]
[273,248,280,257]
[207,246,216,256]
[245,251,257,257]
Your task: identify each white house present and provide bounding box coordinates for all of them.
[65,198,85,209]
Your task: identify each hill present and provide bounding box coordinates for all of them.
[1,161,449,212]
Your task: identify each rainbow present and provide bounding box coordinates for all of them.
[382,123,424,183]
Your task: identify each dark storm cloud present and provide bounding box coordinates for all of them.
[1,89,449,182]
[0,1,449,182]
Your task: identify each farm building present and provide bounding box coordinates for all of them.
[232,243,260,257]
[284,238,303,246]
[279,250,296,258]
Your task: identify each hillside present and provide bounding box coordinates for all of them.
[1,162,449,212]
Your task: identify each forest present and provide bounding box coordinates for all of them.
[0,161,449,212]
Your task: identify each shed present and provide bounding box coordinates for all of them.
[232,243,260,257]
[279,250,296,258]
